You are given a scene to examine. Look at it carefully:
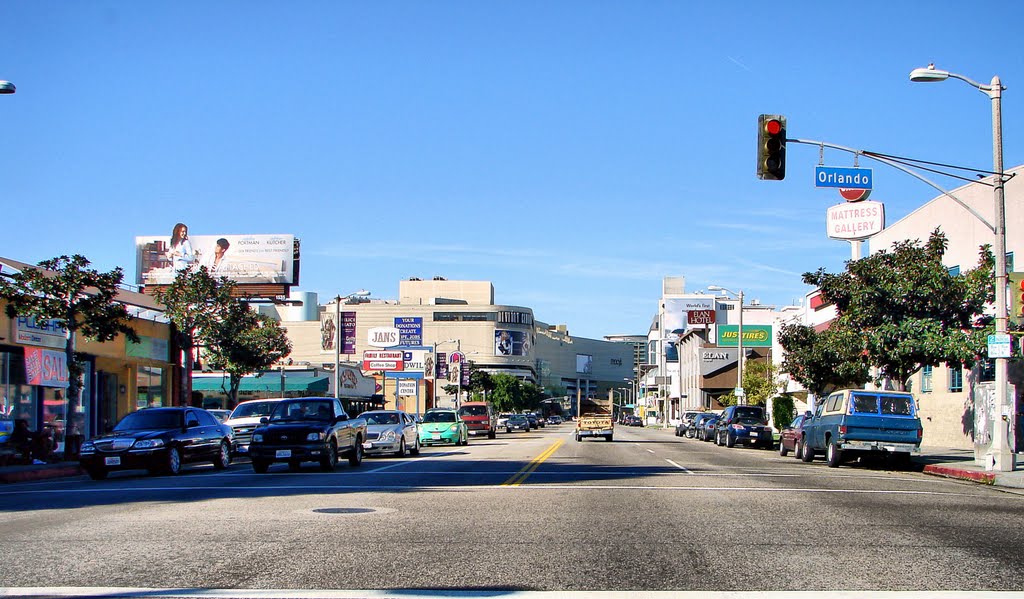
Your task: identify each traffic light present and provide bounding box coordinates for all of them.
[757,114,787,180]
[1010,272,1024,324]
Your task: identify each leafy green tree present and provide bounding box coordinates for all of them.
[770,393,797,432]
[803,229,992,390]
[203,301,292,405]
[778,322,871,397]
[0,255,139,415]
[154,267,235,405]
[489,373,525,412]
[716,359,782,407]
[521,382,545,411]
[468,368,495,402]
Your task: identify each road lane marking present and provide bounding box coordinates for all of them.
[666,459,691,473]
[502,439,564,486]
[646,449,655,454]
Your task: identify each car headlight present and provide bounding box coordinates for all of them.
[253,433,263,442]
[379,430,396,442]
[307,431,326,442]
[449,424,460,432]
[134,439,165,449]
[80,442,95,454]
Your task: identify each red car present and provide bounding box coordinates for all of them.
[779,412,813,459]
[457,402,497,439]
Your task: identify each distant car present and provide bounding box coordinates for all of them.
[505,414,531,433]
[418,409,468,446]
[79,407,233,480]
[699,415,720,441]
[457,402,497,439]
[676,411,700,436]
[496,413,514,429]
[547,415,562,425]
[687,413,716,439]
[627,415,644,427]
[224,398,289,456]
[524,413,540,429]
[713,405,773,449]
[779,412,812,459]
[359,410,420,457]
[206,409,231,423]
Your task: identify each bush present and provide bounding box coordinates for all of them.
[771,394,796,432]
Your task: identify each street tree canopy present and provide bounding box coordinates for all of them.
[787,229,993,393]
[0,255,139,412]
[204,301,292,405]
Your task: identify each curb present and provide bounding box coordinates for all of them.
[0,465,83,484]
[922,463,996,485]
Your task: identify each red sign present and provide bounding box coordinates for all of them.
[25,348,69,388]
[362,350,405,372]
[687,309,716,325]
[839,188,871,202]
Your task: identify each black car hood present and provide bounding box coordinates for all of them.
[96,429,177,440]
[258,421,331,433]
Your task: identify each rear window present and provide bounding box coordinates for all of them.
[851,395,879,414]
[850,393,916,416]
[734,407,766,422]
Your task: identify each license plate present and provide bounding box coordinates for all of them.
[750,431,759,436]
[362,442,373,449]
[432,433,441,440]
[104,456,121,466]
[275,449,292,458]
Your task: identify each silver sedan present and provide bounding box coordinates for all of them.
[359,410,421,457]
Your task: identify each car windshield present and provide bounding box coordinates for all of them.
[114,410,181,431]
[269,401,334,422]
[509,415,527,422]
[423,411,457,423]
[458,405,488,417]
[230,401,280,419]
[362,412,401,425]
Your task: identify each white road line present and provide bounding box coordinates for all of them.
[666,459,691,473]
[646,449,656,454]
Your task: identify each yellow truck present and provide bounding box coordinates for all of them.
[575,393,614,442]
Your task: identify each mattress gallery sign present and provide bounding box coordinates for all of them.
[826,200,885,240]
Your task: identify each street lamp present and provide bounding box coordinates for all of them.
[432,338,460,407]
[0,81,15,94]
[708,285,745,405]
[910,63,1013,471]
[333,290,370,399]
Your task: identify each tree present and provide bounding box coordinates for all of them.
[0,255,139,416]
[203,300,292,406]
[778,322,871,397]
[716,358,783,407]
[468,368,495,402]
[489,373,526,413]
[803,229,993,390]
[770,393,797,432]
[153,267,235,405]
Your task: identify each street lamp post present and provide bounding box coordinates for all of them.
[709,286,745,405]
[0,80,15,94]
[910,64,1013,471]
[432,338,460,407]
[333,290,370,400]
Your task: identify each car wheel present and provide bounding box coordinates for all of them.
[394,438,407,458]
[506,428,512,434]
[801,440,815,462]
[348,438,364,467]
[725,432,735,448]
[164,447,182,475]
[606,434,613,442]
[460,431,469,446]
[795,439,804,460]
[213,441,231,470]
[575,434,581,442]
[488,428,496,439]
[288,459,302,471]
[779,441,789,457]
[320,440,339,471]
[411,436,420,456]
[252,459,270,473]
[826,440,842,468]
[86,467,107,481]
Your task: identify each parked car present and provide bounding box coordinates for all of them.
[206,409,232,423]
[248,397,367,472]
[418,409,468,446]
[359,410,420,457]
[675,411,701,436]
[496,413,514,429]
[801,389,923,468]
[714,405,773,449]
[79,407,233,480]
[688,413,717,439]
[524,413,541,429]
[505,414,531,433]
[547,415,562,425]
[779,412,811,459]
[224,397,289,456]
[699,414,720,441]
[625,415,643,427]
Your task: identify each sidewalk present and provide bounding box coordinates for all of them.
[0,461,83,484]
[915,446,1024,489]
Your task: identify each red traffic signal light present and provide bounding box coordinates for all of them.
[757,114,787,180]
[1011,272,1024,321]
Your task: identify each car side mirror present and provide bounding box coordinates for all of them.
[336,413,349,422]
[804,411,813,418]
[260,417,269,425]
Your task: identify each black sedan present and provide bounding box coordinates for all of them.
[79,407,233,480]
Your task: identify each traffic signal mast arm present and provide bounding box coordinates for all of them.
[787,137,995,234]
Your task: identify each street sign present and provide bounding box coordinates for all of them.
[816,166,873,189]
[397,379,417,397]
[826,201,885,240]
[839,187,872,202]
[988,334,1012,359]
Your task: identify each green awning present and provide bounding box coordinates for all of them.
[191,376,330,393]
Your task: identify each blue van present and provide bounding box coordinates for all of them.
[801,389,923,468]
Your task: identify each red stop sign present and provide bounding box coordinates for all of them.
[840,188,871,202]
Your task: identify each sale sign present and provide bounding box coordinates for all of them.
[25,348,69,388]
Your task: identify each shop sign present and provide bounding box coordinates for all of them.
[362,350,404,371]
[14,316,66,349]
[700,348,738,376]
[25,347,69,388]
[717,325,773,347]
[397,379,418,397]
[367,327,401,348]
[394,317,423,346]
[127,336,170,362]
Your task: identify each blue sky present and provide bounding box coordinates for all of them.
[2,1,1022,339]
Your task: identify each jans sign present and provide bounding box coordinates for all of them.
[367,327,401,348]
[717,325,773,347]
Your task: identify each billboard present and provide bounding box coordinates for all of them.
[717,325,773,347]
[136,230,296,285]
[576,354,593,374]
[494,330,531,356]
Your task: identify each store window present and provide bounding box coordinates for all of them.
[137,366,165,409]
[1,351,37,430]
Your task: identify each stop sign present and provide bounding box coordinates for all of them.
[840,188,871,202]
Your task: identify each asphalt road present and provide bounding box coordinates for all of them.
[1,423,1022,594]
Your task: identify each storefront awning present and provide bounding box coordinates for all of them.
[191,376,330,393]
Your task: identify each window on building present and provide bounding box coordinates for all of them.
[947,265,961,276]
[921,365,933,393]
[948,364,963,393]
[137,366,165,409]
